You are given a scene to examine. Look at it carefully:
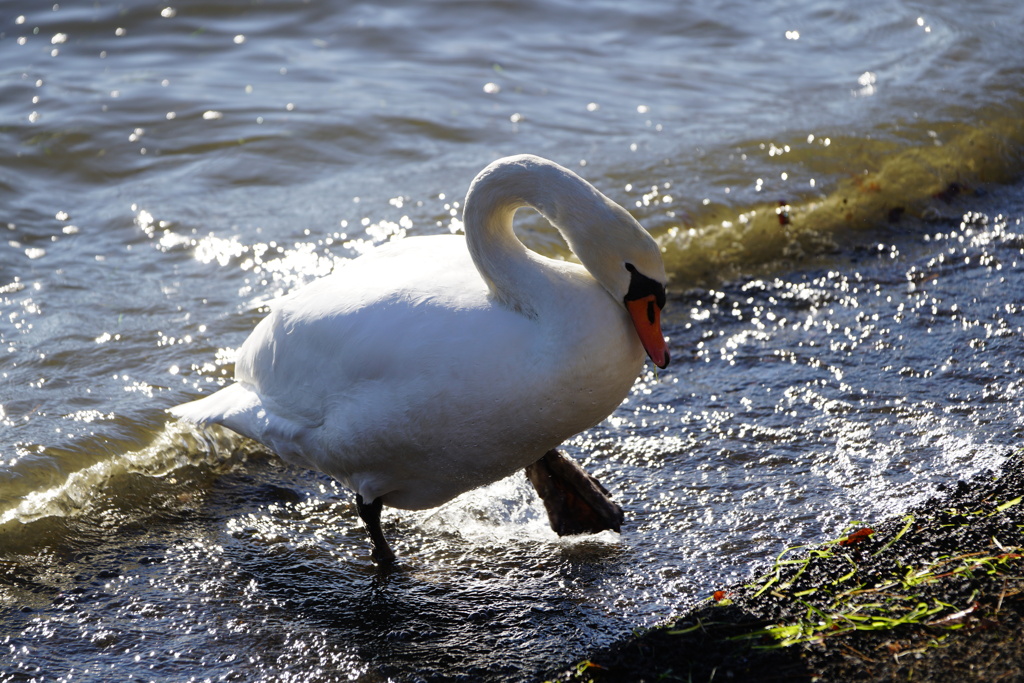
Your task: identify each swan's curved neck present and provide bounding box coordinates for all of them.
[462,156,611,316]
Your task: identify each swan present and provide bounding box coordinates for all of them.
[169,154,669,563]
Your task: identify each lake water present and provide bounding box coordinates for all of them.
[2,0,1024,680]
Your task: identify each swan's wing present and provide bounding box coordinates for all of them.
[170,235,512,445]
[232,236,495,422]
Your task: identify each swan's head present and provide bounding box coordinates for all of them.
[623,260,670,369]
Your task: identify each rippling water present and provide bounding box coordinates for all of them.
[3,0,1024,680]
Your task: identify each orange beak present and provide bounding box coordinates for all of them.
[626,295,670,368]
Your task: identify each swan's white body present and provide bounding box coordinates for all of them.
[170,155,668,516]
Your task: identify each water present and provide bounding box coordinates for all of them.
[2,0,1024,680]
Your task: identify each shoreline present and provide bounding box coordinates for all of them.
[548,450,1024,682]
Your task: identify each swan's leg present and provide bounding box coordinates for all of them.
[525,449,625,536]
[356,494,396,564]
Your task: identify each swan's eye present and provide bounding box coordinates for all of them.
[623,263,666,310]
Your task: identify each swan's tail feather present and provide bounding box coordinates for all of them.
[168,384,316,467]
[167,383,264,442]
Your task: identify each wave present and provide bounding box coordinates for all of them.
[0,423,248,556]
[659,111,1024,288]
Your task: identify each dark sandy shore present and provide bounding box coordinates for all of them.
[548,450,1024,682]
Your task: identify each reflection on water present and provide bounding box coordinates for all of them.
[2,0,1024,679]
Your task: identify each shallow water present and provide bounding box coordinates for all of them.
[2,0,1024,680]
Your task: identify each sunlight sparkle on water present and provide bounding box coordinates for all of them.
[3,1,1024,679]
[193,234,246,267]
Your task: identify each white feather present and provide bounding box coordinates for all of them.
[169,155,666,511]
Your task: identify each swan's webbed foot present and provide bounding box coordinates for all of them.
[525,449,625,536]
[356,494,396,564]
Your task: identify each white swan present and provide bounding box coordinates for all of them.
[169,155,669,562]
